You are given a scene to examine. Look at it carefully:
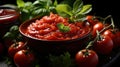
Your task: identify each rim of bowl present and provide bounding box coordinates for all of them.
[0,6,20,24]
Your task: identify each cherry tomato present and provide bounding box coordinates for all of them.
[8,41,27,58]
[93,35,113,55]
[86,15,98,26]
[75,49,98,67]
[113,31,120,47]
[103,29,115,40]
[92,22,104,38]
[103,29,117,47]
[14,50,35,67]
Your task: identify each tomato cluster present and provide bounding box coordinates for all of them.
[75,15,120,67]
[7,41,35,67]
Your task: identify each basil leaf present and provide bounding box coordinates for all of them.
[78,4,92,14]
[54,0,58,6]
[17,0,25,8]
[10,25,19,32]
[3,32,13,38]
[73,0,83,14]
[73,14,86,22]
[22,8,29,13]
[57,23,70,33]
[32,8,48,17]
[46,0,52,7]
[56,4,72,17]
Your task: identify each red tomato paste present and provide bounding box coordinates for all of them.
[0,9,19,24]
[26,13,88,40]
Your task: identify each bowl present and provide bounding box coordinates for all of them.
[0,5,20,37]
[19,15,92,56]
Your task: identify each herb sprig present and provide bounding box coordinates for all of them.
[56,0,92,22]
[57,23,70,33]
[16,0,57,22]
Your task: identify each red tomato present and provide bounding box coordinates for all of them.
[93,35,113,55]
[75,49,98,67]
[14,50,35,67]
[92,22,104,38]
[113,31,120,47]
[86,15,98,26]
[103,29,115,39]
[8,41,27,58]
[103,29,116,47]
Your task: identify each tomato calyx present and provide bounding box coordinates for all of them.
[82,49,90,57]
[23,50,32,56]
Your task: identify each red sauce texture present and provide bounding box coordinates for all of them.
[26,13,89,40]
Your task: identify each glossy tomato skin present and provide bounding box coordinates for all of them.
[103,29,115,40]
[75,49,98,67]
[93,35,113,55]
[14,50,35,67]
[92,22,104,38]
[8,41,27,58]
[103,29,116,48]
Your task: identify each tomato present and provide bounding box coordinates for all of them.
[14,50,35,67]
[103,29,115,40]
[92,22,104,38]
[103,30,120,48]
[113,31,120,47]
[8,41,27,58]
[75,49,98,67]
[103,29,116,47]
[93,35,113,55]
[86,15,98,26]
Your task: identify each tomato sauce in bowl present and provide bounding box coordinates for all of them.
[0,6,20,37]
[0,8,19,24]
[19,13,91,55]
[24,13,90,41]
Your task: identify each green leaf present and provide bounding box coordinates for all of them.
[73,14,86,22]
[73,0,83,14]
[56,4,72,17]
[49,52,74,67]
[16,0,25,8]
[3,32,14,40]
[54,0,58,6]
[57,23,70,33]
[46,0,52,7]
[32,8,48,17]
[33,0,40,5]
[9,25,19,32]
[78,4,92,14]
